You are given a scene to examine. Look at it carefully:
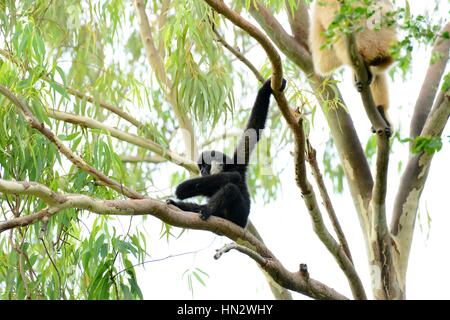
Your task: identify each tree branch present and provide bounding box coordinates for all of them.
[46,108,198,173]
[410,22,450,139]
[133,0,198,160]
[247,221,293,300]
[294,117,366,300]
[203,0,366,299]
[370,131,397,299]
[120,155,166,163]
[46,79,144,128]
[203,0,283,90]
[391,88,450,292]
[248,1,374,230]
[0,178,348,300]
[343,22,401,299]
[214,242,267,265]
[306,140,353,263]
[345,34,389,132]
[0,48,144,128]
[157,0,170,59]
[285,0,311,52]
[0,84,143,199]
[211,24,265,83]
[248,1,313,73]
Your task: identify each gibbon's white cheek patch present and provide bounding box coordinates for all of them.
[210,160,223,175]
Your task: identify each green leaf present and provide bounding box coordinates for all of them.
[412,136,443,155]
[49,80,69,99]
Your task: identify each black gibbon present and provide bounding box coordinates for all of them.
[166,78,287,228]
[309,0,397,131]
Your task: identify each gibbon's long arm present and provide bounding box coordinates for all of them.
[175,171,242,199]
[233,78,287,166]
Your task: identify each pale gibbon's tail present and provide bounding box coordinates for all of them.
[370,72,391,126]
[233,79,286,167]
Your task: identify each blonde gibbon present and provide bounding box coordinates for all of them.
[309,0,397,131]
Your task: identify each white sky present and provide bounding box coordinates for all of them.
[134,1,450,300]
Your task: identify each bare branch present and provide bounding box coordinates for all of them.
[211,25,265,83]
[247,221,293,300]
[370,133,398,299]
[215,242,267,265]
[345,34,388,133]
[0,178,348,300]
[157,0,170,59]
[120,155,166,163]
[285,0,311,51]
[0,207,59,233]
[294,118,366,300]
[410,22,450,139]
[344,24,400,299]
[391,88,450,292]
[203,0,283,90]
[0,85,143,199]
[133,0,198,160]
[248,1,313,73]
[306,141,353,263]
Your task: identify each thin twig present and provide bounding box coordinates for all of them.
[306,140,353,264]
[211,24,265,83]
[214,242,267,266]
[39,220,63,299]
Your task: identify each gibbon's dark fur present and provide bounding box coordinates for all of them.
[309,0,397,131]
[166,78,286,228]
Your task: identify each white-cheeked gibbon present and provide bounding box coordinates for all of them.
[166,78,287,228]
[309,0,397,131]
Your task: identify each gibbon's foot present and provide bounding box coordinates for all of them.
[199,207,212,221]
[370,125,392,137]
[354,75,364,92]
[370,105,392,137]
[354,69,373,92]
[385,126,392,137]
[166,199,177,206]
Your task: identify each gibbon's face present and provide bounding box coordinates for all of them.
[198,150,230,176]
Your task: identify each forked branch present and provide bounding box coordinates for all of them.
[203,0,366,300]
[0,178,348,300]
[344,20,399,300]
